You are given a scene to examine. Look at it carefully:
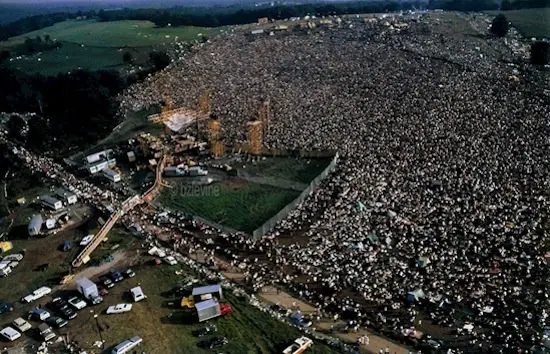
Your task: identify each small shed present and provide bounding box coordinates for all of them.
[195,299,221,322]
[28,214,43,236]
[192,284,223,302]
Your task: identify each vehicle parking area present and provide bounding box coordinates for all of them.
[1,244,337,354]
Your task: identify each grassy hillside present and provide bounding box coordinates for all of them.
[0,20,215,74]
[489,8,550,38]
[2,20,209,48]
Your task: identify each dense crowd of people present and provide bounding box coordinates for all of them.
[125,12,549,352]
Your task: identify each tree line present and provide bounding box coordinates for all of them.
[6,0,550,42]
[0,67,126,154]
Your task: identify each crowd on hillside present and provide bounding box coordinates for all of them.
[121,13,550,352]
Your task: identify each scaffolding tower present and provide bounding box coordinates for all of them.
[247,120,263,155]
[198,90,212,136]
[208,119,224,157]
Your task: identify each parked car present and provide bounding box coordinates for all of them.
[12,318,31,332]
[192,324,217,337]
[68,296,87,310]
[21,286,52,303]
[37,323,55,341]
[90,295,104,305]
[0,326,21,341]
[164,256,178,265]
[50,298,77,320]
[198,336,228,349]
[3,254,23,262]
[30,308,51,321]
[125,268,136,278]
[0,302,13,315]
[106,303,132,314]
[99,275,114,288]
[109,270,124,283]
[46,316,68,328]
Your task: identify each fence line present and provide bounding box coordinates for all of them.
[252,152,339,238]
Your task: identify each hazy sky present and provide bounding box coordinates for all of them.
[0,0,146,4]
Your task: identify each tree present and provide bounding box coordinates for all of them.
[6,115,26,141]
[490,14,509,37]
[122,51,134,64]
[0,50,9,63]
[148,50,171,71]
[531,41,550,66]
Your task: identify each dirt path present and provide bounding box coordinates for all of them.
[256,288,410,354]
[61,251,131,288]
[317,321,410,354]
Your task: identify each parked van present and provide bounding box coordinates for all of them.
[130,286,146,302]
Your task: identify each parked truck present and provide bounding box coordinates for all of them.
[75,277,103,304]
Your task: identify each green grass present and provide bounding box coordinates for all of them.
[2,20,210,48]
[240,157,332,184]
[0,20,216,75]
[158,179,300,233]
[488,8,550,38]
[76,263,341,354]
[4,42,136,75]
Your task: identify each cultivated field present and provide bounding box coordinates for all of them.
[0,20,215,74]
[489,8,550,38]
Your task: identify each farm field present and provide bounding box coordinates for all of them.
[489,8,550,38]
[0,20,215,74]
[158,179,300,233]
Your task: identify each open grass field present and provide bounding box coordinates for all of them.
[0,237,340,353]
[65,262,341,354]
[488,8,550,38]
[0,20,215,75]
[238,157,332,184]
[158,179,300,233]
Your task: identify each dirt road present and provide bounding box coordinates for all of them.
[256,286,410,354]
